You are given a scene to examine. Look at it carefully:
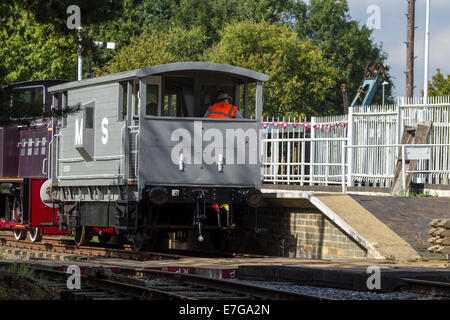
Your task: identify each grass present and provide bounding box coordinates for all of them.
[385,255,397,264]
[396,188,436,198]
[7,264,36,280]
[0,287,7,298]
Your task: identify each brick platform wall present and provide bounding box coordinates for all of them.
[241,207,367,259]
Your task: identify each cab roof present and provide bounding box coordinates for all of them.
[48,62,269,93]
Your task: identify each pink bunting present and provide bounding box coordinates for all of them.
[261,121,348,130]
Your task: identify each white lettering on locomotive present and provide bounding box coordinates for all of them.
[101,117,109,144]
[74,118,83,145]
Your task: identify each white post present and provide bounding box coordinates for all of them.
[310,117,316,186]
[401,145,406,191]
[287,139,291,185]
[301,140,305,186]
[325,140,329,186]
[77,27,83,81]
[396,101,402,145]
[423,0,431,103]
[341,140,346,193]
[346,107,354,187]
[78,55,82,81]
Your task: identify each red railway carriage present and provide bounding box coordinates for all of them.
[0,81,69,241]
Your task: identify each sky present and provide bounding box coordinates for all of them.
[345,0,450,98]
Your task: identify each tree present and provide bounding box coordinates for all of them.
[296,0,392,110]
[85,0,306,71]
[171,0,306,45]
[427,69,450,97]
[98,26,207,75]
[0,7,77,84]
[205,20,338,119]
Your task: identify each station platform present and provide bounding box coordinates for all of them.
[259,186,449,261]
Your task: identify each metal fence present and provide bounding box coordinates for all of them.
[260,96,450,191]
[261,115,347,185]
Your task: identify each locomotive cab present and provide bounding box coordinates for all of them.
[0,80,69,241]
[48,62,269,251]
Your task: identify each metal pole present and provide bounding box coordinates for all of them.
[406,0,416,99]
[77,27,83,81]
[423,0,431,103]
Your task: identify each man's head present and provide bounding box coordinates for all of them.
[215,91,232,104]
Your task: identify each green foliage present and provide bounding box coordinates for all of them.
[171,0,305,44]
[98,26,207,75]
[85,0,305,70]
[0,0,392,120]
[428,69,450,97]
[15,0,136,32]
[205,21,338,118]
[0,8,77,83]
[396,188,435,198]
[7,264,36,280]
[296,0,392,111]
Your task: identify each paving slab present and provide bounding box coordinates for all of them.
[314,194,420,260]
[351,195,450,257]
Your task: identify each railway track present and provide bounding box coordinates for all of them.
[119,267,333,300]
[0,261,331,300]
[0,233,185,261]
[401,278,450,298]
[0,232,273,261]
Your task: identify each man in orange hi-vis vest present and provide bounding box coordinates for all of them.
[204,91,242,119]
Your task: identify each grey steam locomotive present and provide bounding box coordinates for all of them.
[47,62,268,250]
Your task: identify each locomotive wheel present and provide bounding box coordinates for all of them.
[13,229,26,241]
[132,230,163,251]
[146,231,164,251]
[28,228,43,243]
[98,235,111,245]
[74,226,90,247]
[132,231,145,251]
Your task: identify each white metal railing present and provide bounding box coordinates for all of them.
[260,96,450,192]
[343,144,450,192]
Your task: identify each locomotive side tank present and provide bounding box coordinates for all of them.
[48,62,269,250]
